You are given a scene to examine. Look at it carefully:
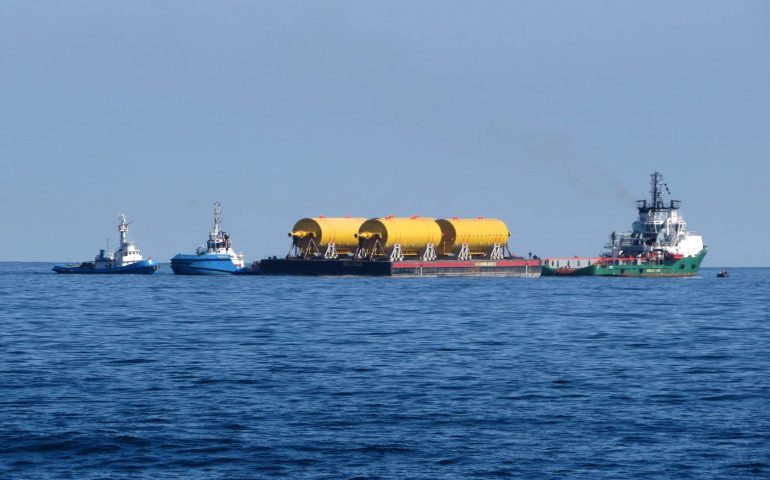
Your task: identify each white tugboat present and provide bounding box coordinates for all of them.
[170,202,245,275]
[53,214,158,274]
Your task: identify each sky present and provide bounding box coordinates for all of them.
[1,1,768,266]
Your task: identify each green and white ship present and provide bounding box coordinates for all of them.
[543,172,706,277]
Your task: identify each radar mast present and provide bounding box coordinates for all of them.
[118,213,129,248]
[212,202,222,237]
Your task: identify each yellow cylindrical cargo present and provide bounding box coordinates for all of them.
[290,217,367,254]
[357,216,442,256]
[436,217,511,255]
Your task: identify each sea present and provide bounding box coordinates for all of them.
[1,262,769,479]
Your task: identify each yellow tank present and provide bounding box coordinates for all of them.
[289,217,367,255]
[436,217,511,255]
[356,216,443,256]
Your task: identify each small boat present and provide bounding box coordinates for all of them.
[53,214,158,274]
[170,202,245,275]
[717,270,729,278]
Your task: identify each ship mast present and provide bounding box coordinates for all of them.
[650,171,670,210]
[205,202,225,254]
[212,202,222,237]
[118,213,129,249]
[650,171,661,209]
[647,171,679,211]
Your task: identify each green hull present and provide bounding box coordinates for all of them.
[542,248,707,277]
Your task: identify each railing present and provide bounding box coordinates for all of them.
[543,257,601,269]
[595,256,665,266]
[544,254,673,269]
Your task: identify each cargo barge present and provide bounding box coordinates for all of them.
[237,215,542,277]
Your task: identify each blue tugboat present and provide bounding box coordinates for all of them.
[170,202,245,275]
[53,214,158,274]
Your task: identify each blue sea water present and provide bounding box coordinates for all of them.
[1,263,769,479]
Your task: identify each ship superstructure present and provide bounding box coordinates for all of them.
[170,202,245,275]
[543,172,706,277]
[114,214,145,266]
[606,172,704,259]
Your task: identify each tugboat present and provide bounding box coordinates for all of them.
[53,214,158,274]
[170,202,245,275]
[543,172,707,277]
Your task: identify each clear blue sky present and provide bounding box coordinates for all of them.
[1,1,768,266]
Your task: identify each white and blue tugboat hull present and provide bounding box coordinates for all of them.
[52,259,158,274]
[170,254,241,275]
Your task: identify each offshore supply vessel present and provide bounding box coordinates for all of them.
[170,202,245,275]
[542,172,706,277]
[238,215,541,276]
[53,214,158,274]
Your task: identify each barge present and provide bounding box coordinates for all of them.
[237,215,541,277]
